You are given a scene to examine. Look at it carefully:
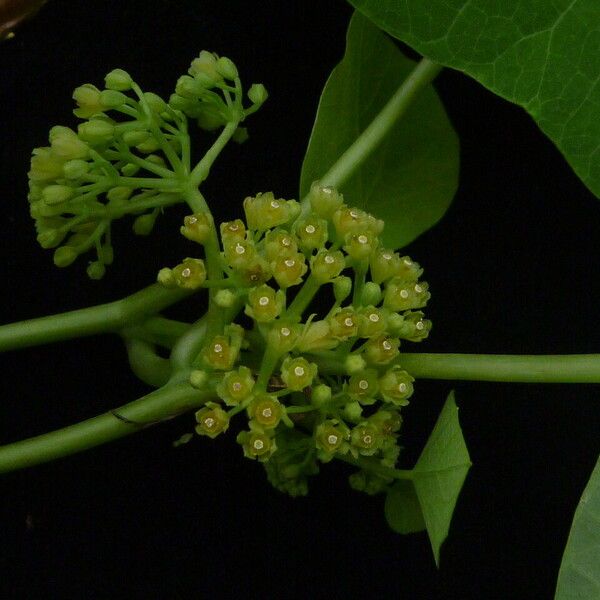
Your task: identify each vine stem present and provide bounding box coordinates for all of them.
[313,352,600,383]
[0,383,213,474]
[302,57,443,206]
[397,353,600,383]
[0,284,191,352]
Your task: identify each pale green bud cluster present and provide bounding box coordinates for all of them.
[165,183,431,498]
[27,51,266,279]
[169,51,267,140]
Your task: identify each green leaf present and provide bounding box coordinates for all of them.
[300,11,459,249]
[555,455,600,599]
[348,0,600,199]
[412,391,471,565]
[385,479,426,534]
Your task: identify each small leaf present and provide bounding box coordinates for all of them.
[412,391,471,566]
[555,454,600,599]
[300,11,459,249]
[349,0,600,199]
[385,479,426,534]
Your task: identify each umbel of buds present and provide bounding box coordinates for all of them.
[160,182,432,498]
[27,52,267,278]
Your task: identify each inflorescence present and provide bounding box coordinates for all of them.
[160,183,432,497]
[27,51,267,279]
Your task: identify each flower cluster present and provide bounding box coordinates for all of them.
[161,183,432,497]
[27,52,266,278]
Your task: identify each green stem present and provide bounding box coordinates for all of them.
[124,337,172,387]
[0,284,191,352]
[285,275,322,320]
[398,353,600,383]
[337,454,413,480]
[318,58,442,192]
[0,382,212,474]
[189,121,239,188]
[299,57,442,217]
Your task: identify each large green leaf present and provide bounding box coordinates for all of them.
[412,391,471,565]
[349,0,600,199]
[385,479,427,534]
[555,455,600,599]
[300,11,459,249]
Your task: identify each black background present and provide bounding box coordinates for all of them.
[1,1,599,598]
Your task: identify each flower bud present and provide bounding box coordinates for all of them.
[237,427,277,462]
[223,238,257,269]
[104,69,133,91]
[369,409,403,434]
[267,323,300,354]
[62,159,89,179]
[248,394,282,429]
[379,367,414,406]
[157,267,176,287]
[29,148,64,182]
[332,207,384,239]
[216,366,255,406]
[394,256,423,281]
[344,354,366,375]
[133,213,156,236]
[172,258,206,290]
[73,84,105,118]
[263,229,298,262]
[350,423,382,456]
[216,56,238,80]
[315,420,349,459]
[180,213,213,244]
[343,401,363,423]
[220,219,246,242]
[360,282,382,307]
[143,92,167,114]
[243,192,299,231]
[280,356,317,391]
[294,216,328,253]
[49,126,89,160]
[77,120,115,145]
[271,253,307,288]
[195,402,229,438]
[296,320,338,353]
[332,276,352,303]
[189,370,209,389]
[120,163,139,177]
[247,83,268,105]
[329,307,358,340]
[363,334,400,365]
[136,136,161,154]
[100,89,127,109]
[232,127,248,144]
[234,256,272,286]
[37,229,66,249]
[347,369,380,405]
[122,130,152,146]
[309,182,344,218]
[86,260,106,280]
[383,279,431,312]
[214,289,236,308]
[343,230,378,260]
[176,74,203,99]
[202,335,238,370]
[107,186,133,205]
[310,250,345,283]
[245,284,284,322]
[42,184,73,205]
[188,51,221,81]
[369,248,402,284]
[357,306,386,338]
[395,310,432,342]
[311,384,332,408]
[53,246,78,268]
